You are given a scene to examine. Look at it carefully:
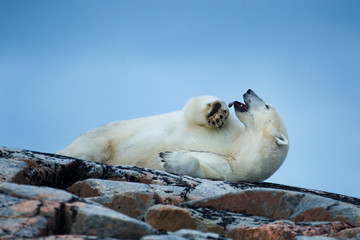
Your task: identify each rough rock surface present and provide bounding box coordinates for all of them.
[0,146,360,239]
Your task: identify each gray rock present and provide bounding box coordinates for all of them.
[150,184,188,205]
[40,236,120,240]
[0,158,28,183]
[186,179,238,200]
[294,237,340,240]
[65,201,155,239]
[68,178,152,197]
[141,234,187,240]
[0,182,75,201]
[141,229,230,240]
[174,229,230,239]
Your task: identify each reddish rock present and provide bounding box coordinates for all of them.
[101,190,156,220]
[333,227,360,238]
[184,188,360,227]
[183,189,289,217]
[66,179,103,197]
[145,204,271,236]
[229,221,351,240]
[145,205,197,231]
[8,199,41,217]
[145,204,352,240]
[68,179,157,219]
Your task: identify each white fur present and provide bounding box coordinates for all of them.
[57,91,289,182]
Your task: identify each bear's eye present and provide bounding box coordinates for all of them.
[265,104,270,109]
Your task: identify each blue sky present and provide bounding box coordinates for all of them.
[1,1,359,197]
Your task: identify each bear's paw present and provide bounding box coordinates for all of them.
[206,101,229,129]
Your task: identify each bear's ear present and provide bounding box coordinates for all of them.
[275,133,288,146]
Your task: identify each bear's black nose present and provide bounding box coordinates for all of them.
[247,89,253,94]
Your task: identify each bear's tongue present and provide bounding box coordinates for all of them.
[228,101,249,112]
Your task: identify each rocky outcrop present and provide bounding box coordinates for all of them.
[0,146,360,239]
[0,183,155,239]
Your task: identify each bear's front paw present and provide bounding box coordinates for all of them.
[157,151,205,178]
[206,101,229,128]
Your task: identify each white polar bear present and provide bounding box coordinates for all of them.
[56,89,289,182]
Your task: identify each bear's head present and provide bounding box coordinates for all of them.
[229,89,289,148]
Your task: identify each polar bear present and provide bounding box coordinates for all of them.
[56,89,289,182]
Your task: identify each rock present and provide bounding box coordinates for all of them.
[333,227,360,238]
[1,146,360,239]
[0,147,200,189]
[230,221,351,240]
[0,158,28,183]
[65,201,155,238]
[186,179,238,200]
[182,188,360,227]
[145,204,352,239]
[149,184,188,205]
[0,182,155,239]
[294,237,337,240]
[40,235,120,240]
[173,229,231,240]
[145,205,197,232]
[0,181,74,201]
[141,234,187,240]
[145,204,272,235]
[0,183,69,238]
[68,179,170,220]
[142,229,231,240]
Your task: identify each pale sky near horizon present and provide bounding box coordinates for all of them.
[1,1,360,197]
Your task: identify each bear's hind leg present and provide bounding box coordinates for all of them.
[157,151,206,178]
[157,151,232,180]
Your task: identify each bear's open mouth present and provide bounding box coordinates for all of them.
[228,101,248,112]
